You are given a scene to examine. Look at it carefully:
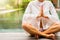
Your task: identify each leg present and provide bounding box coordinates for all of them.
[22,23,40,35]
[22,23,53,38]
[41,24,60,40]
[42,24,60,34]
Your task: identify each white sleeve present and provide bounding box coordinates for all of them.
[22,2,32,24]
[49,1,60,23]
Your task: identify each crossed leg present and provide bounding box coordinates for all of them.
[42,23,60,40]
[42,23,60,34]
[22,23,60,40]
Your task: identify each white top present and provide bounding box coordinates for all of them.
[22,0,60,30]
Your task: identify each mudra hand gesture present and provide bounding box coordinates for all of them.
[36,5,49,19]
[36,14,49,20]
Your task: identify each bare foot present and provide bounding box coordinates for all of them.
[46,34,56,40]
[50,34,56,40]
[39,32,56,40]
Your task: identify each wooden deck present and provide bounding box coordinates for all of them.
[0,32,59,40]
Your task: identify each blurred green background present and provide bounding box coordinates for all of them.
[0,0,59,32]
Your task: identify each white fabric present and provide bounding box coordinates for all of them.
[22,0,60,30]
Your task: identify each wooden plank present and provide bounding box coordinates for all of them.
[0,32,59,40]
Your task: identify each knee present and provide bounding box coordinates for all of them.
[22,23,28,29]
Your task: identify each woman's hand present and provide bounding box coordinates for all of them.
[36,15,49,19]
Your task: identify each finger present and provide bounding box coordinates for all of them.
[44,16,49,19]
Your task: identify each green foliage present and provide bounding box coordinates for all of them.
[0,0,23,29]
[21,0,32,13]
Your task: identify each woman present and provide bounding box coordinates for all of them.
[22,0,60,39]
